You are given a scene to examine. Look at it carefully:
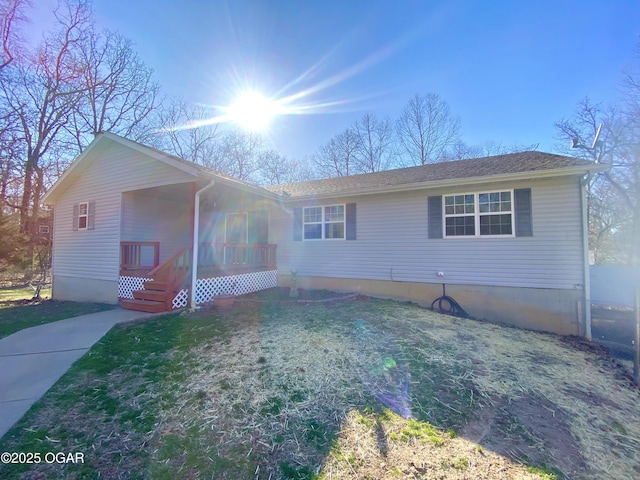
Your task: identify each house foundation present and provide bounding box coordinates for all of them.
[52,275,119,304]
[278,274,583,336]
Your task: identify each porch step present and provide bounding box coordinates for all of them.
[120,298,168,313]
[144,281,169,291]
[133,289,167,302]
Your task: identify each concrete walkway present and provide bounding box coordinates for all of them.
[0,309,156,439]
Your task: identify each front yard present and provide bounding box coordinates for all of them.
[0,286,116,339]
[0,297,638,479]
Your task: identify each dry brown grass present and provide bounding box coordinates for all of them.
[153,299,640,479]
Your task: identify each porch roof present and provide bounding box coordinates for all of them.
[43,132,280,204]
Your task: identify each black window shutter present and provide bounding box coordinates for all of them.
[293,207,302,241]
[72,204,79,231]
[514,188,533,237]
[87,201,96,230]
[248,210,268,244]
[428,196,443,239]
[345,203,356,240]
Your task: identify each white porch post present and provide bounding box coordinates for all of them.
[190,181,215,309]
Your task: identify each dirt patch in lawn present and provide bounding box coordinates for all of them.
[240,287,354,303]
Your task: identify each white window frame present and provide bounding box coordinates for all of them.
[78,202,89,230]
[303,204,346,240]
[443,190,515,238]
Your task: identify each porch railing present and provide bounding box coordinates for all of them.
[120,242,277,279]
[120,242,160,275]
[198,243,277,271]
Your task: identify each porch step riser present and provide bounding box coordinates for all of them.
[144,281,169,291]
[134,290,168,302]
[120,298,168,313]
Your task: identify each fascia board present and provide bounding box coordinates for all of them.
[278,164,609,202]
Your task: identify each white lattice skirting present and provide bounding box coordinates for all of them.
[195,270,277,305]
[118,276,152,299]
[172,289,189,309]
[119,270,277,308]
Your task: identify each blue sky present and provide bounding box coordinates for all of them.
[31,0,640,159]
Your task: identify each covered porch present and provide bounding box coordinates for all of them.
[117,181,280,312]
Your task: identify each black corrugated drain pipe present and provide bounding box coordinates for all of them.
[430,284,471,318]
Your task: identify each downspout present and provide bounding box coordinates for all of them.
[190,180,215,310]
[580,173,593,340]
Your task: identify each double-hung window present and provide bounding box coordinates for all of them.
[444,191,513,237]
[303,205,345,240]
[78,202,89,230]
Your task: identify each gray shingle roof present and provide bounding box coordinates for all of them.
[264,151,596,198]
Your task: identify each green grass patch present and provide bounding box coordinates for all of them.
[525,463,563,479]
[0,299,115,339]
[0,311,222,479]
[0,284,51,302]
[612,420,627,435]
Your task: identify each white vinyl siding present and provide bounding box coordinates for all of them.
[275,177,584,290]
[52,138,198,282]
[120,189,192,263]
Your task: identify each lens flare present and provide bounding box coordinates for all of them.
[227,91,282,131]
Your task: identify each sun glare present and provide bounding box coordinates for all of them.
[227,91,281,131]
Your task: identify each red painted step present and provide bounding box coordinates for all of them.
[133,289,166,302]
[144,281,169,291]
[120,298,168,313]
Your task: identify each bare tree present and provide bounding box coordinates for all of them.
[68,29,161,152]
[209,128,263,181]
[255,150,315,185]
[555,95,638,264]
[353,113,396,173]
[396,92,461,165]
[443,139,539,161]
[156,99,221,164]
[0,0,29,70]
[0,0,91,233]
[1,0,161,237]
[312,127,360,177]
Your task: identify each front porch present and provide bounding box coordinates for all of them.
[118,241,278,312]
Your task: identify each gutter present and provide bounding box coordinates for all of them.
[190,180,215,310]
[275,164,610,202]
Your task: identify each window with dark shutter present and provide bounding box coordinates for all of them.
[346,203,356,240]
[87,201,96,230]
[428,196,443,239]
[72,204,79,231]
[73,201,95,231]
[293,207,303,241]
[514,188,533,237]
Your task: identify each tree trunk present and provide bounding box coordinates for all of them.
[20,160,33,234]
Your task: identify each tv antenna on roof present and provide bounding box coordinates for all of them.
[571,123,603,163]
[591,123,602,150]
